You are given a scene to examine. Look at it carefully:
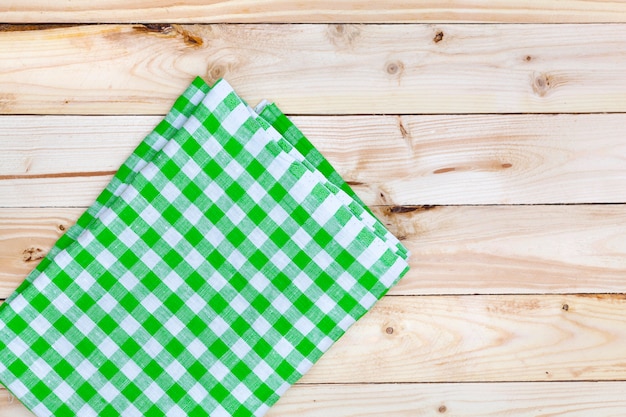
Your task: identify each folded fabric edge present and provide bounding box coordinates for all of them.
[197,78,410,296]
[246,107,408,261]
[258,103,409,260]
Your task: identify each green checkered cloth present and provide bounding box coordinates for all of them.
[0,77,410,417]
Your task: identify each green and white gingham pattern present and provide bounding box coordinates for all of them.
[0,78,409,417]
[2,76,211,301]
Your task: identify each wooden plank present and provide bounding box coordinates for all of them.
[1,116,156,176]
[384,205,626,295]
[0,176,112,209]
[0,208,77,298]
[0,387,31,417]
[1,205,626,298]
[271,382,626,416]
[2,114,626,206]
[302,294,626,383]
[3,1,626,23]
[3,382,626,416]
[4,24,626,114]
[0,295,624,382]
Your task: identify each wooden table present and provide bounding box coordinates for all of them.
[2,2,626,416]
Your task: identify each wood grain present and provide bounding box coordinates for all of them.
[4,24,626,114]
[3,382,626,416]
[0,295,625,383]
[2,114,626,206]
[303,294,626,383]
[271,382,626,416]
[1,206,625,298]
[3,1,626,23]
[1,115,155,176]
[383,204,626,295]
[0,388,30,417]
[0,208,77,297]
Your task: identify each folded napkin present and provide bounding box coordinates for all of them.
[0,77,409,416]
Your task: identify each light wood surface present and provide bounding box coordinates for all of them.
[4,24,626,114]
[1,206,625,298]
[3,382,626,417]
[275,382,626,416]
[1,5,626,417]
[3,1,626,23]
[304,294,626,382]
[3,114,626,206]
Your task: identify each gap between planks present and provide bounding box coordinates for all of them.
[5,24,626,113]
